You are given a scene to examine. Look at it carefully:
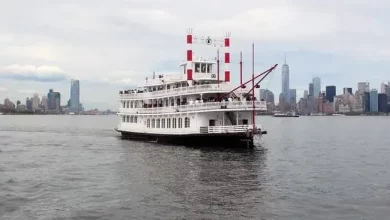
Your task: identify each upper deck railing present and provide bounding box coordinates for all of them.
[118,101,267,114]
[119,84,249,100]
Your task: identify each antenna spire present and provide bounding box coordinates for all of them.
[284,52,287,64]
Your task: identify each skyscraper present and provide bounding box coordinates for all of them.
[32,94,40,111]
[303,90,308,99]
[378,93,388,113]
[363,92,370,112]
[370,89,378,112]
[70,79,80,112]
[48,89,61,112]
[325,86,336,102]
[343,88,352,95]
[259,89,274,104]
[281,56,290,102]
[358,82,370,93]
[309,83,314,97]
[313,77,321,97]
[381,83,388,94]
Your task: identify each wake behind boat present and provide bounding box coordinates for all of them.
[116,30,277,147]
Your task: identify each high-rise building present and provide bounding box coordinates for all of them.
[363,92,370,112]
[47,89,61,112]
[41,96,48,112]
[369,89,378,112]
[358,82,370,93]
[281,56,290,103]
[343,88,352,95]
[313,77,321,97]
[303,90,308,99]
[259,89,274,104]
[70,79,80,112]
[387,86,390,103]
[289,89,296,101]
[325,86,336,102]
[378,93,388,113]
[32,94,40,111]
[381,83,388,94]
[309,83,314,97]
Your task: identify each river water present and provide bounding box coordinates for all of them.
[0,115,389,219]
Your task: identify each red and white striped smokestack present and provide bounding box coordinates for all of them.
[224,33,230,82]
[186,31,193,80]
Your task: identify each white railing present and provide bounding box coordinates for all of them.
[201,125,254,134]
[118,101,267,114]
[119,84,249,100]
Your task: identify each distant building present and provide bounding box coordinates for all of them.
[358,82,370,93]
[343,87,352,95]
[32,94,40,111]
[26,97,32,111]
[313,77,321,97]
[259,89,275,104]
[363,92,370,112]
[47,89,61,113]
[378,93,388,113]
[3,99,15,109]
[303,90,308,99]
[326,86,336,102]
[381,83,388,94]
[281,57,290,103]
[70,79,80,112]
[370,89,378,112]
[41,96,48,112]
[309,83,314,97]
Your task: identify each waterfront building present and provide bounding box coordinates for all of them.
[326,85,336,102]
[70,79,80,112]
[309,83,314,97]
[363,92,370,112]
[343,87,352,95]
[303,90,308,99]
[41,96,48,112]
[26,98,32,111]
[32,94,40,111]
[381,83,388,94]
[378,93,388,113]
[47,89,61,113]
[358,82,370,93]
[370,89,378,112]
[281,57,290,103]
[259,89,275,104]
[313,77,321,97]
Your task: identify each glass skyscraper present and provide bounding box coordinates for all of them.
[325,86,336,102]
[281,58,290,102]
[370,89,378,112]
[313,77,321,97]
[70,79,80,112]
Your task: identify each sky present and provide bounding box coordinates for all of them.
[0,0,389,109]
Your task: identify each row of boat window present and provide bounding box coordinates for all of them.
[122,116,138,123]
[147,117,190,128]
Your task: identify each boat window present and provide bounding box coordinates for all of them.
[134,116,137,123]
[167,118,171,128]
[167,85,170,90]
[242,119,248,125]
[122,116,126,122]
[152,119,155,128]
[130,116,133,123]
[195,63,200,73]
[173,118,177,128]
[147,119,150,128]
[209,120,216,126]
[178,118,183,128]
[161,119,165,128]
[156,119,160,128]
[207,64,212,73]
[201,63,206,73]
[130,101,133,108]
[127,116,130,122]
[126,101,129,108]
[122,101,126,108]
[185,117,190,128]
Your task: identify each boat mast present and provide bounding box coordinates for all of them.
[240,51,243,85]
[252,43,256,135]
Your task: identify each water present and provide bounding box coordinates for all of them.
[0,115,389,220]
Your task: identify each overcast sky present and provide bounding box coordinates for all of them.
[0,0,389,109]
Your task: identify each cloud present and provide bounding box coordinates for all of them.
[0,65,67,82]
